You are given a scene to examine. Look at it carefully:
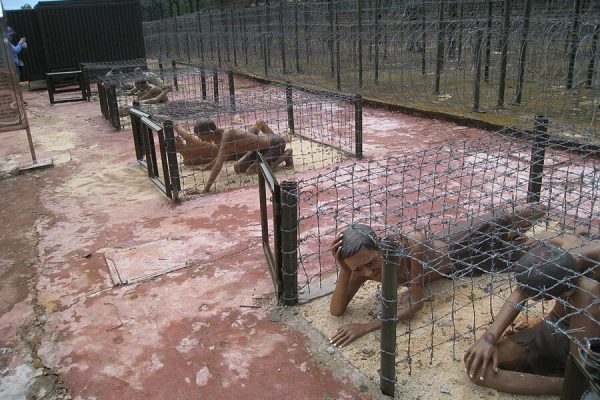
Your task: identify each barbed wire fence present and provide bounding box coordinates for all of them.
[142,0,600,138]
[269,124,598,396]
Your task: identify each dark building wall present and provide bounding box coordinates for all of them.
[6,0,145,81]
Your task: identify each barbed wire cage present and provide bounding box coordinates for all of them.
[257,119,600,396]
[97,63,230,130]
[79,58,149,100]
[143,0,600,139]
[129,76,362,200]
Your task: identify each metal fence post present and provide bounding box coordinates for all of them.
[587,24,600,88]
[473,28,483,112]
[280,180,299,306]
[228,71,236,112]
[279,0,286,74]
[231,10,237,66]
[527,116,549,203]
[286,82,295,133]
[213,70,219,103]
[108,84,121,131]
[163,120,181,203]
[358,0,363,88]
[435,0,445,94]
[380,238,398,397]
[484,0,493,83]
[497,0,511,107]
[515,0,532,104]
[374,0,381,84]
[566,0,581,90]
[294,2,300,73]
[355,94,363,159]
[201,68,207,100]
[172,60,179,91]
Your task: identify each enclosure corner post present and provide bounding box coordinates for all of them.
[566,0,582,90]
[497,0,512,107]
[354,94,363,159]
[527,116,549,204]
[380,239,398,397]
[228,71,236,112]
[171,60,179,91]
[130,102,144,161]
[108,84,121,131]
[213,70,220,103]
[285,82,295,133]
[163,120,182,203]
[280,180,299,306]
[200,68,207,100]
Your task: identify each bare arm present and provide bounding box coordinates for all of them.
[464,287,529,380]
[204,146,227,192]
[174,125,200,144]
[329,233,368,316]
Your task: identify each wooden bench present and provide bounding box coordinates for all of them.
[45,71,86,104]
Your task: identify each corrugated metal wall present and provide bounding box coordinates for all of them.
[6,0,145,81]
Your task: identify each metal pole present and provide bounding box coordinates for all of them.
[24,126,37,163]
[587,25,600,88]
[355,94,363,159]
[497,0,511,107]
[201,68,207,100]
[515,0,532,104]
[484,0,493,83]
[279,0,287,74]
[228,71,236,112]
[421,1,426,76]
[329,0,335,79]
[380,239,398,397]
[335,0,341,90]
[374,0,381,84]
[213,71,219,103]
[473,27,483,112]
[163,120,181,203]
[527,116,549,204]
[280,180,299,307]
[435,0,445,94]
[566,0,582,90]
[231,10,238,66]
[358,0,364,87]
[286,82,295,133]
[172,60,178,91]
[294,2,300,73]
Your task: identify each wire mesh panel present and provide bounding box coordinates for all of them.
[98,64,229,130]
[290,126,600,394]
[80,58,148,98]
[143,0,600,139]
[134,78,359,199]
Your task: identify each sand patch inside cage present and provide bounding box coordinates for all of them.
[177,135,351,198]
[300,277,557,400]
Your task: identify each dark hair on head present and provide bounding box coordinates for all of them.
[135,79,148,85]
[193,119,217,134]
[514,242,579,300]
[339,224,379,260]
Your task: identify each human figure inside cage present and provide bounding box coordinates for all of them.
[174,121,218,167]
[198,120,294,192]
[328,204,548,347]
[134,79,169,105]
[464,231,600,396]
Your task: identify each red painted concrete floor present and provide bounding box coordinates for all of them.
[0,85,488,400]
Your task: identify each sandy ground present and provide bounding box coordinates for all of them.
[299,221,570,400]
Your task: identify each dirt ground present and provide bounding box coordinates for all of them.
[0,80,560,400]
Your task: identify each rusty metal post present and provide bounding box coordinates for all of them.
[380,238,398,397]
[228,71,236,112]
[213,70,219,103]
[515,0,532,104]
[200,68,207,100]
[286,82,295,133]
[355,94,363,159]
[280,180,299,306]
[172,60,179,91]
[163,120,181,202]
[497,0,511,107]
[527,116,549,203]
[566,0,582,90]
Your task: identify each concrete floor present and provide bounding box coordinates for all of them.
[0,86,486,400]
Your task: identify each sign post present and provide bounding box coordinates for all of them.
[0,2,52,171]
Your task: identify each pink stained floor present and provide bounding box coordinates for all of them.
[0,84,488,399]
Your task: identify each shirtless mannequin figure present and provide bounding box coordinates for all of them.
[328,204,547,347]
[197,120,294,192]
[464,232,600,395]
[135,80,169,105]
[174,123,218,166]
